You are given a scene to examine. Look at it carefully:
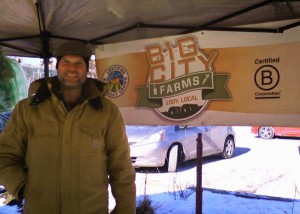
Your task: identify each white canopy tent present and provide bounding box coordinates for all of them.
[1,0,300,61]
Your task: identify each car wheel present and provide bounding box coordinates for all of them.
[221,136,235,159]
[167,145,179,172]
[258,127,275,139]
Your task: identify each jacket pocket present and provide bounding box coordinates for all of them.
[79,123,103,137]
[29,122,59,137]
[78,123,106,155]
[27,121,60,165]
[77,123,107,193]
[27,122,60,157]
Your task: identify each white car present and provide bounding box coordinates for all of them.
[126,125,235,172]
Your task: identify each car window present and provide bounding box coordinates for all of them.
[175,125,187,131]
[185,126,213,132]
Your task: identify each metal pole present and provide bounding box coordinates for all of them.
[196,133,203,214]
[43,58,49,78]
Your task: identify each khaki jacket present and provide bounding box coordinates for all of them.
[0,77,136,214]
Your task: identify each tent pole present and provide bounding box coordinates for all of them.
[43,58,49,78]
[196,133,203,214]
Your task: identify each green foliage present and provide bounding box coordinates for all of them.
[0,51,29,112]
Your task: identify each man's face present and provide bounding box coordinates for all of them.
[57,55,88,89]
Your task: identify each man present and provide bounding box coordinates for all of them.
[0,41,136,213]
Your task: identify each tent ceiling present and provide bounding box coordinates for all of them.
[1,0,300,58]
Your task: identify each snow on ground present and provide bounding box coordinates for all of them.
[1,189,299,214]
[139,189,300,214]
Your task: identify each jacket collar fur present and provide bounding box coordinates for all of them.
[28,76,107,110]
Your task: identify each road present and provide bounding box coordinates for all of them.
[134,126,300,200]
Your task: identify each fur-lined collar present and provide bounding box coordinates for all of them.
[28,76,107,110]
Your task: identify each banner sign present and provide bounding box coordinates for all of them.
[95,28,300,126]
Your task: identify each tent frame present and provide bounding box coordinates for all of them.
[1,0,300,77]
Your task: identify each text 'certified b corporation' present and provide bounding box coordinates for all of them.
[254,58,281,99]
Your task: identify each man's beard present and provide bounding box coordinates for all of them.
[58,75,86,89]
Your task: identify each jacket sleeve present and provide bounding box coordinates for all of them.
[0,100,28,201]
[104,100,136,214]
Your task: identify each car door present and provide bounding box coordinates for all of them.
[181,126,212,160]
[207,126,228,155]
[277,127,300,137]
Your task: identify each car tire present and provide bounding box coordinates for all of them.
[167,145,179,172]
[221,136,235,159]
[258,127,275,139]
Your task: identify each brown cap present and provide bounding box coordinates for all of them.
[53,41,92,58]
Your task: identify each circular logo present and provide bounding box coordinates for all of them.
[102,65,129,97]
[254,65,279,91]
[151,49,211,121]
